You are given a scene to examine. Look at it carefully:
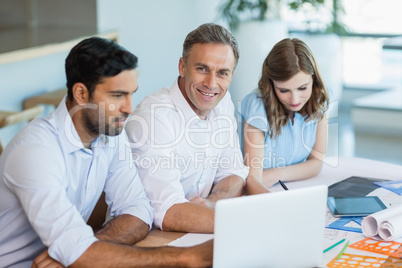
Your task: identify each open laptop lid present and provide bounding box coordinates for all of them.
[213,185,328,268]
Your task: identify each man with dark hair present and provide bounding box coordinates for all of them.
[126,23,249,233]
[0,37,212,267]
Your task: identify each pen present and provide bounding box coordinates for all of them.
[279,180,288,190]
[323,238,345,253]
[336,240,350,260]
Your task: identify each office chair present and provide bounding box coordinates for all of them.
[0,105,44,155]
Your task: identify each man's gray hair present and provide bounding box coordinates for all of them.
[182,23,240,69]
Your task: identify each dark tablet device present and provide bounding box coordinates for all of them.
[327,196,387,217]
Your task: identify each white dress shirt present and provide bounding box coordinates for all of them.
[0,97,153,267]
[125,79,249,229]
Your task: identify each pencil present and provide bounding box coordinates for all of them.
[323,238,345,253]
[336,240,350,260]
[279,180,288,190]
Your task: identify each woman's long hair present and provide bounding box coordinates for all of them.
[258,38,329,139]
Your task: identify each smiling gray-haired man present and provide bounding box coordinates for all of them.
[126,23,249,234]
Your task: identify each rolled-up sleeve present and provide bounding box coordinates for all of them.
[237,91,269,132]
[126,112,188,230]
[132,149,189,230]
[3,145,97,267]
[104,131,153,228]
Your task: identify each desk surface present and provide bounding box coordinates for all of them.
[270,156,402,192]
[383,36,402,50]
[135,229,186,247]
[134,157,402,265]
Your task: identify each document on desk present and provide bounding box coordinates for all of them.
[362,204,402,241]
[368,187,402,207]
[168,233,214,247]
[328,176,387,197]
[324,210,365,241]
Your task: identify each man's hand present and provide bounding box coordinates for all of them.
[32,250,64,268]
[207,175,244,203]
[183,239,214,267]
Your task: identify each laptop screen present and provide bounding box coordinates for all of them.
[213,185,328,268]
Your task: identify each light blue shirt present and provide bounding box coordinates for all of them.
[238,91,318,169]
[0,97,153,267]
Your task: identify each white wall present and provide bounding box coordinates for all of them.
[0,0,221,146]
[97,0,221,108]
[0,51,68,145]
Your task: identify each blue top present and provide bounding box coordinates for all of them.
[238,90,319,169]
[0,97,153,267]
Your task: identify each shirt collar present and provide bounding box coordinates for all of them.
[54,96,108,154]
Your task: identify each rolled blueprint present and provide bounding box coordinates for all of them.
[362,205,402,241]
[378,215,402,241]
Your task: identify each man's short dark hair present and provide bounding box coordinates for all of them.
[65,37,138,101]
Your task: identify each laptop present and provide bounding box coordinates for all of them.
[213,185,328,268]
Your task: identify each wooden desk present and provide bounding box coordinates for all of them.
[23,88,67,110]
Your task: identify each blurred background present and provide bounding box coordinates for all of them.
[0,0,401,166]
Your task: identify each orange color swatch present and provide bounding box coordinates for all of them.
[327,253,387,267]
[349,238,402,257]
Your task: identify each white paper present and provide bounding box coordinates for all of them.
[379,214,402,241]
[361,204,402,241]
[168,233,214,247]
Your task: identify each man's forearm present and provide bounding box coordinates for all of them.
[71,239,213,268]
[162,203,214,233]
[207,175,244,204]
[33,215,150,268]
[161,176,244,233]
[95,214,149,245]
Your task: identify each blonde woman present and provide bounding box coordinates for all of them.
[239,38,330,194]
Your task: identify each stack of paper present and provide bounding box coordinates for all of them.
[362,205,402,241]
[168,233,214,247]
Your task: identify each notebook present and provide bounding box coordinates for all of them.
[213,185,328,268]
